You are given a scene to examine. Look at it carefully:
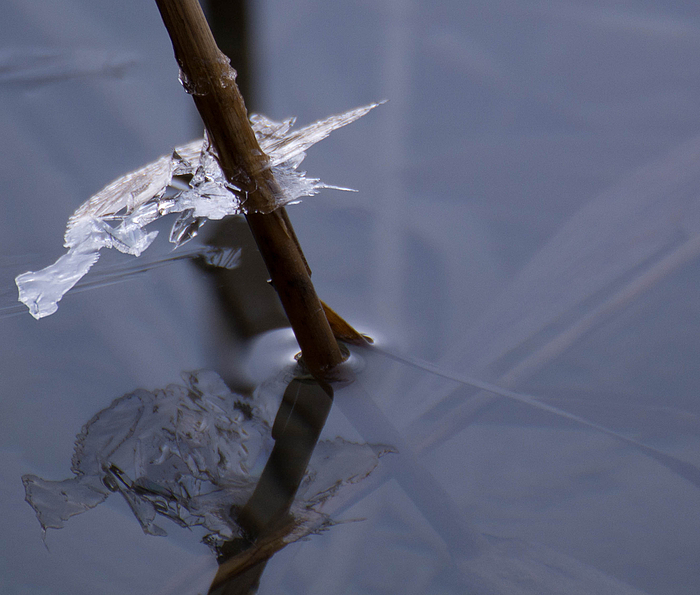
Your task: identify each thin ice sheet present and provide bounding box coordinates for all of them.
[15,104,379,319]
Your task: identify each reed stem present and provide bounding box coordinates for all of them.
[154,0,345,382]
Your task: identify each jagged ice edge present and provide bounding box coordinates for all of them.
[15,103,380,319]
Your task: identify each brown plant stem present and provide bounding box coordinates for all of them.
[154,2,354,592]
[154,0,345,382]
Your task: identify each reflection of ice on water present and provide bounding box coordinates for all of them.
[23,370,271,542]
[22,370,393,551]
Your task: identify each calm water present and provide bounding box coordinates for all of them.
[2,1,700,593]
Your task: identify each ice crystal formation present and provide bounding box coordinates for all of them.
[15,104,379,319]
[22,370,392,550]
[0,48,137,86]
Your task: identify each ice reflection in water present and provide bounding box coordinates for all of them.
[22,370,393,553]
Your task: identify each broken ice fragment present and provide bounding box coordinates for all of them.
[16,104,380,319]
[253,103,383,168]
[22,370,393,551]
[169,209,204,247]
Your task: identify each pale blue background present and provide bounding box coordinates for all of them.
[1,1,700,593]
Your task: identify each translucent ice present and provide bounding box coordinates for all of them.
[22,370,392,551]
[0,48,136,86]
[16,104,380,319]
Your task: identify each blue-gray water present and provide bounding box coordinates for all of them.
[2,1,700,593]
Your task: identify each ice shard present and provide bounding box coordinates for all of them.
[15,104,380,319]
[22,370,393,551]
